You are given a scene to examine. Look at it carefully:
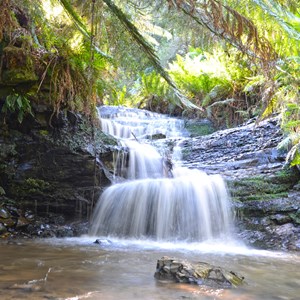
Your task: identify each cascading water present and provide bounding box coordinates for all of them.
[90,106,233,241]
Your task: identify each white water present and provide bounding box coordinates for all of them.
[90,169,232,240]
[90,106,233,241]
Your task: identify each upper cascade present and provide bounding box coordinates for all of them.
[97,105,186,140]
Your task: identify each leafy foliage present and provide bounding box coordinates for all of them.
[168,47,257,124]
[1,92,33,123]
[279,103,300,166]
[168,0,277,64]
[1,0,300,167]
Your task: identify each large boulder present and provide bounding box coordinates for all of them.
[154,256,245,289]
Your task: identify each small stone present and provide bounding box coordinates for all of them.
[24,211,35,221]
[3,218,16,228]
[0,208,10,219]
[0,223,7,235]
[16,216,30,229]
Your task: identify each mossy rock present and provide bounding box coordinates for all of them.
[228,169,299,202]
[290,209,300,225]
[154,256,245,288]
[185,120,215,137]
[13,178,53,199]
[1,46,38,85]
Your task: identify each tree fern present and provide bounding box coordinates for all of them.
[252,0,300,41]
[58,0,112,59]
[168,0,277,64]
[102,0,198,109]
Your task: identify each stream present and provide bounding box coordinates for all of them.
[0,238,300,300]
[1,106,299,299]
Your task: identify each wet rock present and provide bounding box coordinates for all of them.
[147,133,166,140]
[0,223,7,235]
[9,282,43,292]
[236,215,300,251]
[15,216,30,229]
[181,116,285,179]
[0,108,115,234]
[154,256,245,288]
[94,238,112,245]
[270,214,292,225]
[0,207,10,219]
[180,115,300,250]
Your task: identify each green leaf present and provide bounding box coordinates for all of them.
[291,150,300,166]
[16,95,22,108]
[17,110,24,123]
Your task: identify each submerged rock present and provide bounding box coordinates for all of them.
[154,256,245,289]
[94,238,112,245]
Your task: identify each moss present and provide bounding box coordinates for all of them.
[0,144,17,159]
[14,178,52,198]
[290,210,300,225]
[1,46,38,85]
[39,130,49,136]
[228,168,299,202]
[185,123,215,137]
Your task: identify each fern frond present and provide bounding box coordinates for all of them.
[286,143,300,166]
[252,0,300,40]
[202,84,232,107]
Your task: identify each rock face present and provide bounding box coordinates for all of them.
[181,116,285,179]
[180,116,300,251]
[0,108,116,237]
[154,256,245,288]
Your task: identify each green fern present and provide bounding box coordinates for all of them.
[168,49,238,106]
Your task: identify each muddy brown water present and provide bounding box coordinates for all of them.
[0,237,299,300]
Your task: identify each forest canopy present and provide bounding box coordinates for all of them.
[0,0,299,163]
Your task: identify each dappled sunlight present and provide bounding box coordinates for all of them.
[42,0,67,24]
[169,50,229,79]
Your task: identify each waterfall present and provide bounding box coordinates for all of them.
[90,106,233,241]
